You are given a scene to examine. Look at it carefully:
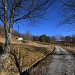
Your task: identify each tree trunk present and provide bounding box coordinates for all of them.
[2,26,11,59]
[3,0,11,58]
[4,32,11,53]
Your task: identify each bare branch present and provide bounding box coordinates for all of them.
[0,17,4,23]
[14,0,51,22]
[61,0,75,7]
[60,0,75,25]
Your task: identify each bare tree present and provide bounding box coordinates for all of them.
[24,31,31,41]
[0,0,56,57]
[60,0,75,24]
[59,36,65,41]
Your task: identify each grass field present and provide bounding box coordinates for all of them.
[0,43,54,75]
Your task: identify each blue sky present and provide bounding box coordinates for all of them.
[13,1,75,36]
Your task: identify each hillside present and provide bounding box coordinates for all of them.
[0,26,19,44]
[0,35,19,44]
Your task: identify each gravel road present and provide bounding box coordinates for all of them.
[31,46,75,75]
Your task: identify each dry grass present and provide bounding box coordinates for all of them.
[0,72,19,75]
[61,45,75,53]
[0,44,54,75]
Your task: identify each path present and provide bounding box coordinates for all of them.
[31,46,75,75]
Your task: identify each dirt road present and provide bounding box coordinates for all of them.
[31,46,75,75]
